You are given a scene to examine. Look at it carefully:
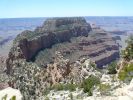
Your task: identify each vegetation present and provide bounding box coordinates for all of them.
[44,76,100,96]
[51,83,77,92]
[14,30,34,42]
[118,63,133,82]
[99,83,111,95]
[118,35,133,82]
[90,62,97,69]
[122,35,133,61]
[2,94,7,100]
[45,96,50,100]
[11,96,16,100]
[2,94,16,100]
[107,61,117,74]
[43,83,78,96]
[68,93,73,100]
[81,75,100,96]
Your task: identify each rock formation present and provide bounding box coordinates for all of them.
[6,17,120,74]
[46,51,71,85]
[4,17,121,99]
[0,56,9,90]
[34,31,120,68]
[13,17,91,61]
[6,17,92,74]
[0,87,22,100]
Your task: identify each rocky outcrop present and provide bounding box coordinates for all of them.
[5,49,119,99]
[46,51,71,85]
[33,31,120,68]
[6,17,91,74]
[109,30,126,35]
[14,17,91,61]
[0,87,22,100]
[6,17,120,76]
[0,56,9,89]
[19,33,56,60]
[43,71,133,100]
[92,51,119,68]
[112,36,121,41]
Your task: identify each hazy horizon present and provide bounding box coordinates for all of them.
[1,16,133,19]
[1,0,133,18]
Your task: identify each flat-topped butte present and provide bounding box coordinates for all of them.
[14,17,90,42]
[9,17,91,61]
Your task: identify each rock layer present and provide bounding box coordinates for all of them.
[34,31,120,68]
[14,17,91,61]
[6,17,119,75]
[6,17,91,74]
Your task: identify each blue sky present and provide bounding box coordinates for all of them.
[0,0,133,18]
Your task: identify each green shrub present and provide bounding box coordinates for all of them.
[107,61,117,74]
[52,83,64,91]
[1,95,16,100]
[118,35,133,82]
[122,35,133,60]
[90,62,97,69]
[43,88,51,96]
[118,63,133,82]
[52,83,77,91]
[2,94,7,100]
[68,93,73,100]
[81,75,100,96]
[99,84,111,95]
[118,71,127,81]
[11,96,16,100]
[45,96,50,100]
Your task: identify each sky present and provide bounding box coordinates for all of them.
[0,0,133,18]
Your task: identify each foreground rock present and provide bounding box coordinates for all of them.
[0,56,9,89]
[44,76,133,100]
[6,51,101,99]
[0,87,22,100]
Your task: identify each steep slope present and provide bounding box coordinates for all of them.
[6,17,120,75]
[6,17,92,74]
[4,17,121,99]
[13,17,91,61]
[34,31,119,68]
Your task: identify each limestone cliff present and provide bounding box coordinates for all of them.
[14,17,91,61]
[6,17,91,74]
[6,17,119,75]
[34,31,120,68]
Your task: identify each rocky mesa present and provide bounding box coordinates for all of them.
[14,17,91,60]
[3,17,122,99]
[6,17,119,74]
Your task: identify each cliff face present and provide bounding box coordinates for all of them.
[4,17,121,99]
[19,33,56,60]
[14,17,91,61]
[6,17,91,74]
[6,17,120,75]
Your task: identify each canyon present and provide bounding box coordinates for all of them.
[0,17,126,99]
[6,17,120,75]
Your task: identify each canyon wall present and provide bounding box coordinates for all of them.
[6,17,120,74]
[14,17,91,61]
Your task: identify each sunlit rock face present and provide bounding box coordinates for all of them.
[6,17,120,76]
[6,17,92,74]
[11,17,92,61]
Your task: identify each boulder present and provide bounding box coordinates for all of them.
[0,87,22,100]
